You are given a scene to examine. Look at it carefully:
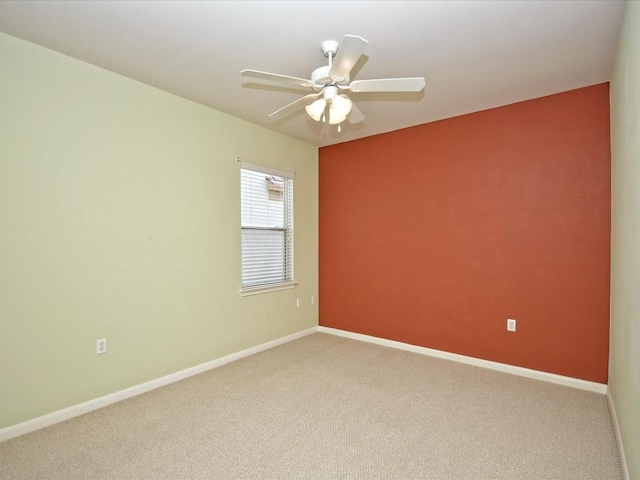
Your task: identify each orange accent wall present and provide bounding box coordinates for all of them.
[319,84,611,383]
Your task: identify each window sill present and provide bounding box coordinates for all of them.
[240,282,297,297]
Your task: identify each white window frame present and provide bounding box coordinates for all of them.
[240,162,295,295]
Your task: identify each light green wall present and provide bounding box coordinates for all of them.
[0,33,318,429]
[609,1,640,478]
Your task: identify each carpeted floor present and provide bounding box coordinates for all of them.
[0,333,624,479]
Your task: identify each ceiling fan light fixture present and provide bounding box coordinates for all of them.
[305,98,326,121]
[328,94,352,125]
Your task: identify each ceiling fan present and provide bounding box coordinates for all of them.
[241,35,426,131]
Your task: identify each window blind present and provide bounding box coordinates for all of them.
[240,165,294,290]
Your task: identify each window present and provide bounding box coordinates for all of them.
[240,163,294,292]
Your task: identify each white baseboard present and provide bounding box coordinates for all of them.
[0,325,609,444]
[607,390,630,480]
[0,327,317,443]
[318,326,608,394]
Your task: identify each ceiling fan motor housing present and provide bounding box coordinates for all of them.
[311,65,349,88]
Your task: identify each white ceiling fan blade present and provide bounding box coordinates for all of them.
[349,77,426,93]
[328,35,369,82]
[241,69,314,88]
[348,103,365,124]
[268,92,322,119]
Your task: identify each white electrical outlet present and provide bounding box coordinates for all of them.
[296,298,301,308]
[311,295,315,305]
[507,319,517,332]
[96,338,107,354]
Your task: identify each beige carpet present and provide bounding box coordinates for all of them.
[0,333,623,479]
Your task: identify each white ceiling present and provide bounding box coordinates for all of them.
[0,1,626,147]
